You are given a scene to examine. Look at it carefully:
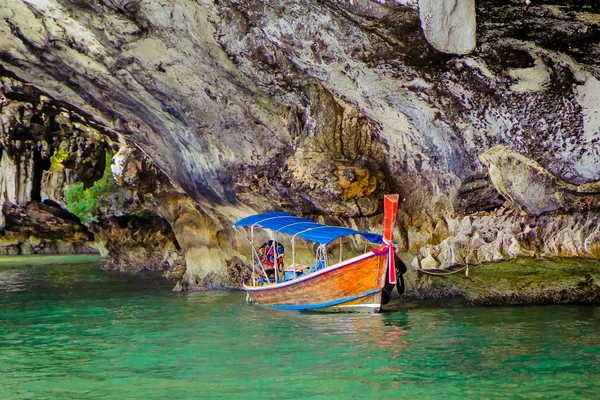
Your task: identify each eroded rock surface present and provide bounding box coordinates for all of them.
[91,215,185,274]
[479,145,600,215]
[0,0,600,301]
[0,77,190,278]
[0,201,95,255]
[418,0,476,54]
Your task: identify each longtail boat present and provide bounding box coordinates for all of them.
[234,195,400,313]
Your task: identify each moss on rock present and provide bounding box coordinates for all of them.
[406,258,600,305]
[64,152,126,223]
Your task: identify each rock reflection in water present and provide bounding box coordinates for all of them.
[0,269,26,293]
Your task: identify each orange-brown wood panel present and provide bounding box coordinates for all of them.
[247,253,388,308]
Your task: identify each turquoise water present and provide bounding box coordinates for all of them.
[1,257,599,399]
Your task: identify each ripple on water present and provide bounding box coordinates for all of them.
[0,258,599,399]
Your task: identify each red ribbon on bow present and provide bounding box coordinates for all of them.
[373,240,395,284]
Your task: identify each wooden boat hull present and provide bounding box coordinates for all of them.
[243,251,388,313]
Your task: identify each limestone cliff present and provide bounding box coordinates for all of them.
[0,0,599,302]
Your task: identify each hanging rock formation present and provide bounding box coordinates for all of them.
[418,0,476,54]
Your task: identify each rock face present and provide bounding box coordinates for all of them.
[0,0,600,301]
[411,209,600,271]
[404,258,600,305]
[479,145,600,215]
[0,201,95,255]
[418,0,476,54]
[0,79,101,254]
[91,215,185,274]
[0,77,189,278]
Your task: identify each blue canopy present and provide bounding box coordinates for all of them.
[233,212,383,245]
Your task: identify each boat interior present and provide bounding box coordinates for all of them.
[233,212,386,287]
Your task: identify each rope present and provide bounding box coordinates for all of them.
[418,264,470,276]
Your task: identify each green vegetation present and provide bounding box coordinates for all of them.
[65,152,120,223]
[49,148,69,171]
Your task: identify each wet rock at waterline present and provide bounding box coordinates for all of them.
[91,215,185,275]
[0,0,599,302]
[0,201,96,255]
[404,258,600,305]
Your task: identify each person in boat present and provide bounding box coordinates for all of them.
[257,240,285,280]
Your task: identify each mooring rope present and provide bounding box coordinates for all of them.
[417,264,470,276]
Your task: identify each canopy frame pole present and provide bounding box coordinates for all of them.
[250,226,256,285]
[241,225,269,285]
[291,225,330,239]
[275,221,315,232]
[269,231,279,282]
[292,237,296,279]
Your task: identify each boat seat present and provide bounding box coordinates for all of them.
[283,264,308,280]
[286,264,309,272]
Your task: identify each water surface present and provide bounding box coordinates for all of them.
[0,257,598,399]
